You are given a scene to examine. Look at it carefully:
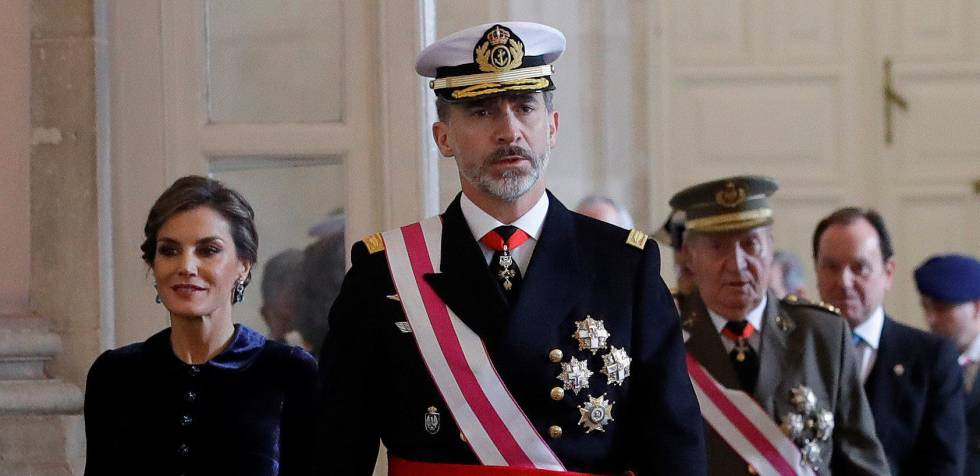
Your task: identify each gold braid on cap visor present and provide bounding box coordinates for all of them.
[430,65,555,90]
[685,208,773,232]
[450,78,551,99]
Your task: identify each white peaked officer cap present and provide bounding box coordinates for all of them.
[416,21,566,101]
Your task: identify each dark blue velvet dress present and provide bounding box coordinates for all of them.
[84,324,317,476]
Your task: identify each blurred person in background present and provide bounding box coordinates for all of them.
[770,249,807,299]
[261,248,305,346]
[915,253,980,476]
[813,207,965,475]
[574,194,634,229]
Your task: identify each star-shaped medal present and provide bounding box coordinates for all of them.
[557,356,593,395]
[577,394,614,433]
[601,346,632,386]
[573,316,610,354]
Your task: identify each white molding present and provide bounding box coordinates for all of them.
[378,0,440,228]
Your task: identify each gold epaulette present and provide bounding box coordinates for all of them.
[782,293,840,315]
[363,233,385,254]
[626,229,649,250]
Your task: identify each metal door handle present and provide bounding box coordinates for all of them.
[884,58,909,145]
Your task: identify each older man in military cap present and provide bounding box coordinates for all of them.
[916,254,980,475]
[318,22,705,475]
[671,175,888,475]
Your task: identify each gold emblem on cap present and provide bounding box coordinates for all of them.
[475,25,525,73]
[715,182,747,208]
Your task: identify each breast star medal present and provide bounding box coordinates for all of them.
[573,316,610,354]
[601,346,632,386]
[497,246,517,290]
[577,394,614,433]
[780,385,833,470]
[557,356,593,395]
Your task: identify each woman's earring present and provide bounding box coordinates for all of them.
[233,278,245,304]
[154,281,161,304]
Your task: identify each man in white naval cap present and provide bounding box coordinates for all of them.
[318,21,706,475]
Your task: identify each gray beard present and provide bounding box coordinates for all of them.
[463,145,551,202]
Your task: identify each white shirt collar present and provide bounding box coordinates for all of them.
[961,333,980,365]
[708,294,767,335]
[459,191,549,242]
[852,306,885,350]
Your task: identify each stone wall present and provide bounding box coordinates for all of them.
[30,0,102,389]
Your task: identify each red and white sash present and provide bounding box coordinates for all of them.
[686,354,815,476]
[381,216,565,471]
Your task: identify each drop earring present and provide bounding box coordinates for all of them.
[232,278,245,304]
[153,281,161,304]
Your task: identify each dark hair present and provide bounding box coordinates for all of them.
[812,207,893,262]
[435,90,555,122]
[141,175,258,287]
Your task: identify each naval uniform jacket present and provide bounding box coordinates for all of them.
[863,316,965,476]
[317,192,707,475]
[681,290,890,476]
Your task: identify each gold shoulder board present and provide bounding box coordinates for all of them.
[363,233,385,254]
[782,294,840,315]
[626,229,649,250]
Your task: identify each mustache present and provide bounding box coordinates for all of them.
[488,145,534,162]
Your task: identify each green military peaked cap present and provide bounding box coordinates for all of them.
[668,175,778,233]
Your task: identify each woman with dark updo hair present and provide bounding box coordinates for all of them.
[84,176,316,476]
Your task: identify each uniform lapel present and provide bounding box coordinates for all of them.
[753,292,797,413]
[507,193,589,337]
[682,291,742,391]
[423,196,509,343]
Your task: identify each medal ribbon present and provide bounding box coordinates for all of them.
[381,217,565,471]
[686,354,815,476]
[480,227,531,252]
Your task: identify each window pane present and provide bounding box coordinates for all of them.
[211,156,346,356]
[206,0,344,123]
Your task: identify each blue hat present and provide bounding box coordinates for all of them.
[416,22,565,101]
[914,254,980,303]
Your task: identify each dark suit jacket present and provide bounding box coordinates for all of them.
[682,291,889,476]
[864,316,965,476]
[967,375,980,476]
[317,192,706,475]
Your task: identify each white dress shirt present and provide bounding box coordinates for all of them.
[460,191,549,274]
[852,306,885,384]
[708,295,767,354]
